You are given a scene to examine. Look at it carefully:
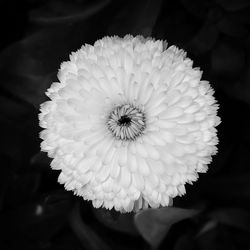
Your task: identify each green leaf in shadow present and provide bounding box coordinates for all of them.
[134,207,200,249]
[107,0,163,37]
[208,208,250,232]
[187,21,219,55]
[216,0,250,11]
[0,190,73,243]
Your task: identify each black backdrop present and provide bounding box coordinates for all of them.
[0,0,250,250]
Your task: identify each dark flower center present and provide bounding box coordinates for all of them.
[107,104,146,141]
[118,115,131,126]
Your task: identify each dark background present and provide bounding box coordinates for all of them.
[0,0,250,249]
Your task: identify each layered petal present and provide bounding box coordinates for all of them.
[39,35,220,212]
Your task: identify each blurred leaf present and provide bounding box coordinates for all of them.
[229,8,250,23]
[196,227,224,250]
[217,17,248,37]
[160,10,199,46]
[0,41,57,108]
[134,207,200,249]
[0,94,38,164]
[93,208,138,236]
[0,190,73,243]
[0,157,13,211]
[0,121,37,166]
[48,230,85,250]
[0,94,33,120]
[180,0,210,19]
[197,224,250,250]
[176,218,250,250]
[211,40,245,79]
[30,0,110,26]
[216,0,250,11]
[69,202,112,250]
[223,44,250,104]
[208,208,250,232]
[187,22,219,55]
[5,172,41,208]
[196,220,218,237]
[174,232,196,250]
[0,0,110,109]
[108,0,162,37]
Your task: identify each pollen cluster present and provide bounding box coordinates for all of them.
[107,104,146,141]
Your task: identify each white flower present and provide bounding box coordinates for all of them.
[39,35,220,212]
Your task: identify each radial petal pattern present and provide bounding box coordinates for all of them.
[39,35,220,212]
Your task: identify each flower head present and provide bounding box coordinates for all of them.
[39,35,220,212]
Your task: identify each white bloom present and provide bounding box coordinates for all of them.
[39,35,220,212]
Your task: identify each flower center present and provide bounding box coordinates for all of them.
[118,115,131,126]
[107,104,146,141]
